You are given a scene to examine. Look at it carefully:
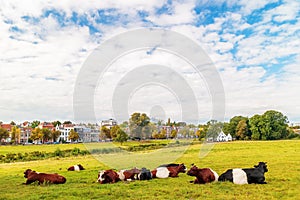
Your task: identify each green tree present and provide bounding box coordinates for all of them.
[10,126,21,144]
[63,121,72,125]
[0,127,9,142]
[261,110,289,140]
[51,130,61,142]
[249,114,263,140]
[179,126,190,138]
[114,128,128,145]
[68,129,79,142]
[129,112,150,139]
[52,121,61,127]
[223,116,248,138]
[31,120,40,129]
[10,121,16,125]
[111,125,122,139]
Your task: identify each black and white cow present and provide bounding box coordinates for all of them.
[218,162,268,184]
[138,168,152,180]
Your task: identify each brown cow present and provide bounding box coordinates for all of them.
[24,169,66,185]
[187,165,219,184]
[68,164,85,171]
[118,168,140,181]
[151,163,186,178]
[97,169,120,184]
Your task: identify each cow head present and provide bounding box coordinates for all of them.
[24,169,34,178]
[78,164,85,170]
[97,170,105,183]
[178,163,187,173]
[254,162,268,172]
[187,165,199,176]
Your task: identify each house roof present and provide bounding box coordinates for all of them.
[1,124,12,130]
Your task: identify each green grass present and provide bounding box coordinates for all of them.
[0,140,299,200]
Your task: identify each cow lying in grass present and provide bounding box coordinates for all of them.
[187,165,219,184]
[68,164,85,171]
[151,163,186,178]
[24,169,66,185]
[138,168,152,180]
[97,169,120,184]
[218,162,268,184]
[118,168,140,181]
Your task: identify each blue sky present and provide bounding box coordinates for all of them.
[0,0,299,123]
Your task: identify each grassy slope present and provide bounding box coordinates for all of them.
[0,140,299,200]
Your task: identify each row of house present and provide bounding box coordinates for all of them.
[0,121,101,144]
[1,118,235,144]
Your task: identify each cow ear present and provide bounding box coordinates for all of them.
[254,165,258,168]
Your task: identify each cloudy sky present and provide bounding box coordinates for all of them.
[0,0,299,124]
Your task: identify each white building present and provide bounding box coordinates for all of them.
[216,131,232,142]
[56,124,74,142]
[100,119,117,129]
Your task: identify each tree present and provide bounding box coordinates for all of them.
[159,129,167,139]
[249,110,290,140]
[236,120,248,140]
[0,127,9,142]
[206,120,223,140]
[129,112,150,139]
[10,121,16,125]
[195,128,206,140]
[51,130,61,142]
[52,121,61,127]
[31,120,40,129]
[30,128,43,143]
[114,128,128,145]
[170,129,178,139]
[111,125,123,139]
[63,121,72,125]
[223,116,248,138]
[68,129,79,142]
[100,126,111,139]
[10,126,21,144]
[41,128,51,143]
[249,114,263,140]
[260,110,289,140]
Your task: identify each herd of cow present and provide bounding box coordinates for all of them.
[23,162,268,186]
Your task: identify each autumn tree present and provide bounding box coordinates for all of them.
[51,130,61,142]
[41,128,52,143]
[170,129,178,139]
[30,128,43,143]
[68,129,79,142]
[0,127,9,142]
[100,126,111,139]
[223,116,248,138]
[236,120,248,140]
[10,126,21,144]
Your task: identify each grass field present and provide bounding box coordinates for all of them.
[0,140,299,200]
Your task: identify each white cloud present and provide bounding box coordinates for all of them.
[0,0,299,124]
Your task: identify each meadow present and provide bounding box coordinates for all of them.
[0,140,299,200]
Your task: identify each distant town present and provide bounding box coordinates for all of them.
[0,110,300,145]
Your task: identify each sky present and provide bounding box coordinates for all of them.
[0,0,299,124]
